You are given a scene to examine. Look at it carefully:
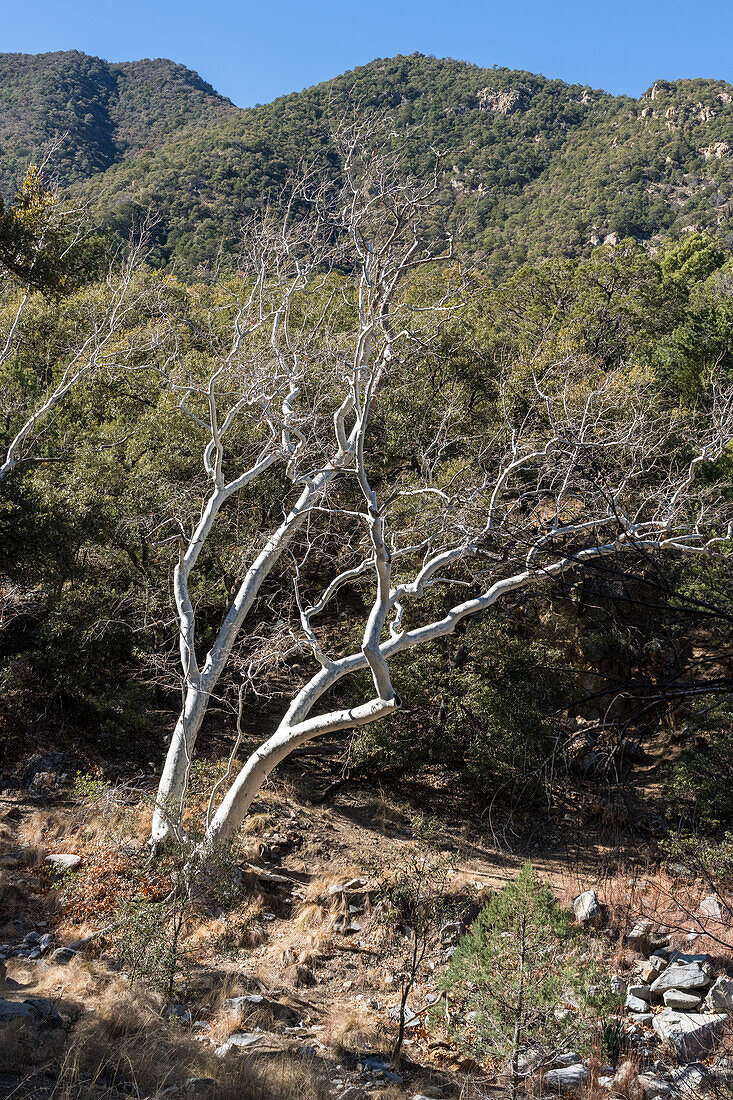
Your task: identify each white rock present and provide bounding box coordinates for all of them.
[626,994,650,1013]
[662,989,702,1010]
[216,1032,263,1056]
[650,963,710,995]
[700,896,724,921]
[45,854,82,871]
[652,1008,727,1062]
[628,920,653,947]
[573,890,602,926]
[543,1065,588,1094]
[628,984,651,1001]
[707,976,733,1012]
[639,957,667,983]
[598,1077,614,1090]
[637,1075,671,1099]
[667,1064,707,1095]
[631,1012,654,1026]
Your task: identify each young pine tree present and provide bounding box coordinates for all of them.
[439,863,604,1099]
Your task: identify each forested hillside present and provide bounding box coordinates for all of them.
[1,52,733,276]
[0,50,234,188]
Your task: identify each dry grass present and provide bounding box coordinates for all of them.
[323,999,387,1055]
[292,902,331,931]
[272,926,332,974]
[242,812,275,835]
[554,862,733,967]
[5,954,125,1010]
[0,981,329,1100]
[610,1059,644,1100]
[215,1051,329,1100]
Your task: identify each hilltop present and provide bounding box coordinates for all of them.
[1,52,732,276]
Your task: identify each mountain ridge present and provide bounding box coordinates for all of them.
[1,50,732,277]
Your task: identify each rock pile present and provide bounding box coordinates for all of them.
[616,946,731,1062]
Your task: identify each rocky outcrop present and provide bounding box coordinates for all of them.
[475,85,531,114]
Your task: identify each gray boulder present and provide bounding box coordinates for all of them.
[652,1008,727,1062]
[543,1065,588,1094]
[706,976,733,1013]
[0,999,38,1023]
[628,920,654,948]
[0,997,62,1026]
[667,1064,707,1096]
[636,1076,671,1099]
[665,951,711,967]
[573,890,602,926]
[50,947,78,964]
[45,854,82,871]
[650,963,711,996]
[700,896,725,921]
[628,983,652,1001]
[639,957,667,983]
[626,994,651,1013]
[553,1051,582,1067]
[224,994,295,1023]
[663,989,702,1010]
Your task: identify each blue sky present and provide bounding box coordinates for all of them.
[4,0,733,106]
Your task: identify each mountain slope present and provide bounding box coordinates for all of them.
[1,51,732,277]
[0,50,233,189]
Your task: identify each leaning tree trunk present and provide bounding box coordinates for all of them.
[150,450,356,846]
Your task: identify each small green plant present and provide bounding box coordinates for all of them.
[666,725,733,831]
[438,862,616,1099]
[72,771,111,801]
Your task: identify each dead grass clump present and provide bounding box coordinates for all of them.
[216,1051,328,1100]
[293,901,331,931]
[274,928,331,970]
[323,999,387,1055]
[55,988,202,1096]
[5,955,118,1011]
[612,1059,644,1100]
[242,812,275,835]
[17,809,71,850]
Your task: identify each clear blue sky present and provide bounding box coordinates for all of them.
[4,0,733,106]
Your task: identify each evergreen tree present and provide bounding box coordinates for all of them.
[439,863,607,1098]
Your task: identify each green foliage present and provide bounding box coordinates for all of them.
[0,165,106,292]
[352,614,562,803]
[0,51,232,195]
[661,832,733,919]
[668,725,733,830]
[2,52,733,276]
[438,863,616,1082]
